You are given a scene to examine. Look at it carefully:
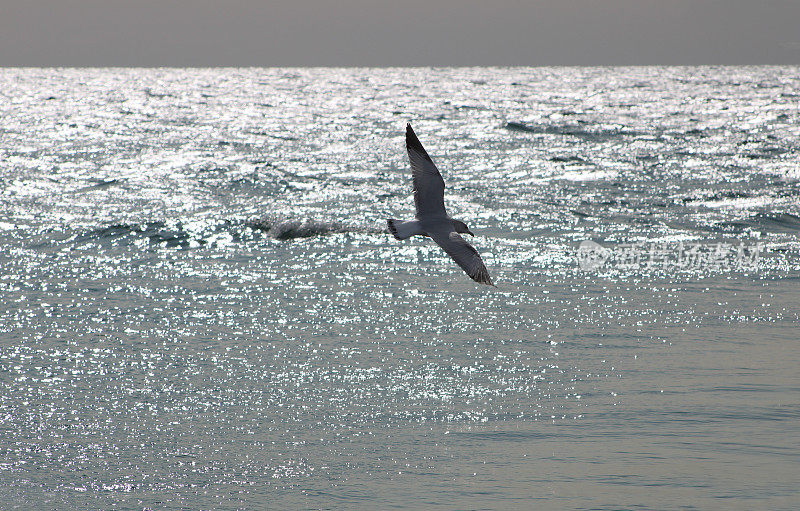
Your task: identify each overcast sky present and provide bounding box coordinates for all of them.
[1,0,799,67]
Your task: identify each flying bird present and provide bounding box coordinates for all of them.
[388,124,494,286]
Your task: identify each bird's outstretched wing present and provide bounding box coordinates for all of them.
[428,226,493,285]
[406,124,447,218]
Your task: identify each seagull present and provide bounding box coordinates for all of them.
[388,124,494,286]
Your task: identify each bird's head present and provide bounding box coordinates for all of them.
[452,219,474,236]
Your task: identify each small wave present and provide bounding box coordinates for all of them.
[246,218,349,240]
[79,217,385,248]
[143,88,174,99]
[505,121,638,140]
[682,190,751,204]
[687,193,776,211]
[554,169,617,182]
[550,155,586,163]
[747,213,800,233]
[82,222,204,248]
[72,179,120,193]
[684,128,706,136]
[504,121,541,133]
[741,146,788,159]
[716,213,800,233]
[247,217,386,240]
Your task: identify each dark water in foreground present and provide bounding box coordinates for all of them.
[1,67,799,509]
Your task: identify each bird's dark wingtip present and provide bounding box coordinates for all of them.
[405,123,432,162]
[470,269,494,286]
[405,123,417,142]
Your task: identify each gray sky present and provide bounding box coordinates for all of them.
[1,0,799,66]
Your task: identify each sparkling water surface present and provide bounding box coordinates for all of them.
[1,67,799,509]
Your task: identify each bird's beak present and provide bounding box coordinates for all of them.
[467,230,475,237]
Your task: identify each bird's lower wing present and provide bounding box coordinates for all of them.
[428,228,493,285]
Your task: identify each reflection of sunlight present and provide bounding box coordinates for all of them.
[0,66,798,509]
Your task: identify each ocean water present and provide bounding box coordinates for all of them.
[1,67,799,510]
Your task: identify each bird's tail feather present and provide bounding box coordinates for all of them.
[387,219,424,240]
[387,219,404,240]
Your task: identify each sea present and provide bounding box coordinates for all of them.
[1,67,799,510]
